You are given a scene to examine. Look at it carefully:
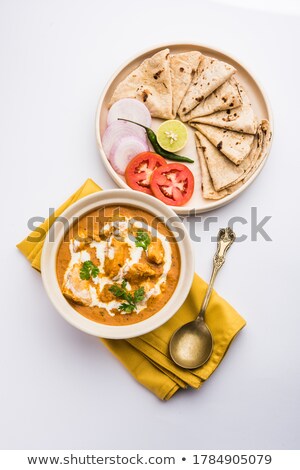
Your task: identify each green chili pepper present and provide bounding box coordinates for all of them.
[118,118,194,163]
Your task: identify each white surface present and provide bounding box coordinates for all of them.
[0,0,299,450]
[214,0,300,15]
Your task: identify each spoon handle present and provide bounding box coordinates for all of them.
[198,227,236,320]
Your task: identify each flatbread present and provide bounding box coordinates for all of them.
[196,132,245,191]
[180,77,242,122]
[193,123,254,165]
[195,120,271,199]
[225,126,263,185]
[242,119,272,183]
[170,51,202,116]
[196,134,242,200]
[191,84,257,134]
[109,48,174,119]
[178,55,236,115]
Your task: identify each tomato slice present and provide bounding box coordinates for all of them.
[150,163,194,206]
[125,152,166,195]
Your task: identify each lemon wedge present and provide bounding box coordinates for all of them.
[157,120,188,153]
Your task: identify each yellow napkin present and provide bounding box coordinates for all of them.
[17,179,246,400]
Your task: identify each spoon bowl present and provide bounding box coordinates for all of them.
[169,319,213,369]
[168,227,235,369]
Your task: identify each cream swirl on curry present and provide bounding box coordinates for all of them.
[56,206,180,325]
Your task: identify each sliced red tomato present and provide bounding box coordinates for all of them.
[125,152,166,195]
[150,163,194,206]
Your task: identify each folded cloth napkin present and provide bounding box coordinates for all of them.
[17,179,246,400]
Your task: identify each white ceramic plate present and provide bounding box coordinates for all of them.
[41,189,194,339]
[95,42,273,215]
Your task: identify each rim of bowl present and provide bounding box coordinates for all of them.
[41,189,194,339]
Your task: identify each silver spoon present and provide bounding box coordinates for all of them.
[169,227,236,369]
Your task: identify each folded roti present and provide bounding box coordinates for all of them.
[193,123,254,165]
[195,120,271,199]
[225,126,263,185]
[220,122,269,187]
[242,119,272,183]
[109,48,174,119]
[178,55,236,115]
[180,77,242,122]
[191,84,257,134]
[196,132,245,191]
[170,51,202,117]
[196,134,243,200]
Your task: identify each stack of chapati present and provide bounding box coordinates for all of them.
[109,48,272,200]
[109,48,202,119]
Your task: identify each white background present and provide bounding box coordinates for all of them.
[1,0,299,450]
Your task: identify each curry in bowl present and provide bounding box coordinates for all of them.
[56,205,180,326]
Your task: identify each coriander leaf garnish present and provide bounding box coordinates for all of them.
[79,260,99,280]
[109,281,145,313]
[119,302,135,313]
[135,229,151,251]
[109,283,126,298]
[133,287,146,304]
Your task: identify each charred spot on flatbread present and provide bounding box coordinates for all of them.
[153,70,163,80]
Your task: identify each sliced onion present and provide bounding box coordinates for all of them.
[102,120,147,157]
[109,136,149,175]
[107,98,152,128]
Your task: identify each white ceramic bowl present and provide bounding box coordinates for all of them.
[41,189,194,339]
